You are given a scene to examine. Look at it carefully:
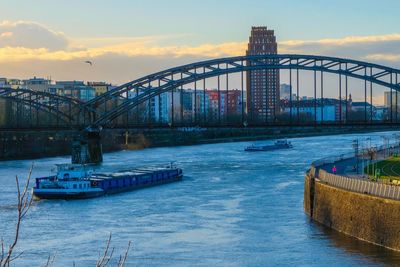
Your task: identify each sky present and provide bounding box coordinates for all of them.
[0,0,400,96]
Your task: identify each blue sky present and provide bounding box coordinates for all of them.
[2,0,400,43]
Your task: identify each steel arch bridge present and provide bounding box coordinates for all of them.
[85,54,400,128]
[0,88,94,127]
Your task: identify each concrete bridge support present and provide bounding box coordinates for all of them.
[71,129,103,164]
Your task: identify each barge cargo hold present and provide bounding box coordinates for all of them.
[33,164,183,200]
[244,140,293,152]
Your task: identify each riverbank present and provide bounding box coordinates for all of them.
[305,149,400,251]
[0,125,398,161]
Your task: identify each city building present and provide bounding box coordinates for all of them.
[181,89,194,120]
[280,84,292,100]
[48,84,65,95]
[167,89,201,123]
[384,91,400,109]
[193,91,209,118]
[0,78,7,87]
[157,89,211,124]
[207,89,226,121]
[280,98,347,122]
[157,92,169,123]
[146,92,169,123]
[127,87,170,123]
[226,89,243,115]
[87,81,113,96]
[0,99,12,125]
[56,81,95,102]
[351,102,375,115]
[246,26,280,122]
[7,79,24,89]
[23,77,51,92]
[374,106,389,121]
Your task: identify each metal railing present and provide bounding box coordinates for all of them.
[311,143,397,168]
[318,169,400,201]
[309,143,400,201]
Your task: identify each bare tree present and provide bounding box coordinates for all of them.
[1,166,34,267]
[96,233,131,267]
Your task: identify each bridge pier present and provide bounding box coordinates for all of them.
[71,128,103,164]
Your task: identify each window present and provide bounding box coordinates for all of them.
[73,184,77,189]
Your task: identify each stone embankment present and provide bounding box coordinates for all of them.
[305,156,400,251]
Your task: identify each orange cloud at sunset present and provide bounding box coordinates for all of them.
[0,20,400,85]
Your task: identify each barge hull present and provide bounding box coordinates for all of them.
[104,174,183,195]
[33,170,183,200]
[33,191,105,200]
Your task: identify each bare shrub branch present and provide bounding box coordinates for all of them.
[1,165,34,267]
[44,253,57,267]
[117,241,131,267]
[0,239,4,265]
[1,165,132,267]
[96,234,131,267]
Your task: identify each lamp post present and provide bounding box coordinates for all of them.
[353,139,359,175]
[394,133,400,156]
[381,135,389,158]
[366,138,371,176]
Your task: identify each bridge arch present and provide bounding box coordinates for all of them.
[86,54,400,127]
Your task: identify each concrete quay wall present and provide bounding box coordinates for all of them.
[304,173,400,251]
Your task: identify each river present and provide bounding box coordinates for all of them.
[1,131,400,266]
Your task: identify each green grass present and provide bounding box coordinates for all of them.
[364,156,400,181]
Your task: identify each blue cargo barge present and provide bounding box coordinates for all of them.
[244,140,293,152]
[33,164,183,200]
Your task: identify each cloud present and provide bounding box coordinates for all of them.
[0,21,68,51]
[364,53,400,62]
[1,21,400,65]
[279,34,400,64]
[0,41,247,62]
[0,20,399,88]
[0,31,13,38]
[0,20,246,62]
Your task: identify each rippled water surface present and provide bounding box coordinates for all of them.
[1,131,400,266]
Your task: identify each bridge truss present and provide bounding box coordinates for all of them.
[2,54,400,129]
[85,54,400,128]
[0,88,94,128]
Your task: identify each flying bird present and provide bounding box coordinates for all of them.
[84,60,93,66]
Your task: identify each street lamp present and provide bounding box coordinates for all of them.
[393,133,400,156]
[366,138,371,176]
[381,135,389,158]
[352,139,359,175]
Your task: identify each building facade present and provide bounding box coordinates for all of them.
[87,81,112,96]
[23,77,51,92]
[56,81,95,102]
[0,78,7,87]
[246,26,280,123]
[280,84,292,100]
[6,79,23,89]
[280,98,347,122]
[384,91,400,109]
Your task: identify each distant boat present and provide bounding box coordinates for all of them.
[245,140,293,152]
